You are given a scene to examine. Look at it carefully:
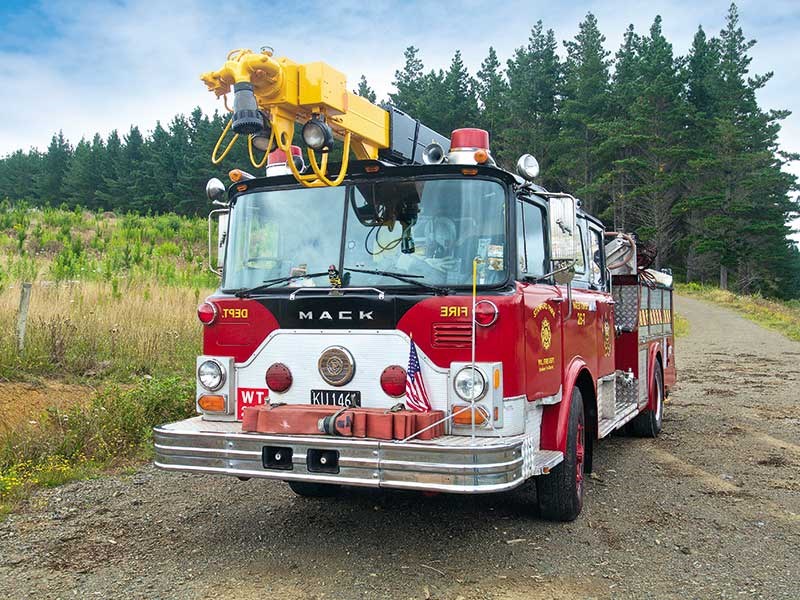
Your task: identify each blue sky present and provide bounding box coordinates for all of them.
[0,0,797,237]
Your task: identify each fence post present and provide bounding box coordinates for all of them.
[16,282,32,353]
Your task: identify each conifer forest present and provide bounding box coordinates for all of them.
[1,4,798,297]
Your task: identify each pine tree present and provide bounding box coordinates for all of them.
[680,26,724,281]
[40,131,72,205]
[606,16,690,268]
[389,46,425,114]
[680,3,798,294]
[505,22,562,179]
[439,50,479,134]
[355,75,377,103]
[604,24,642,230]
[96,130,123,210]
[553,13,612,215]
[476,47,509,154]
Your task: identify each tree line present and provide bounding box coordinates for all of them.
[0,3,797,297]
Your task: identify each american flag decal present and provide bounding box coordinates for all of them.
[405,338,432,412]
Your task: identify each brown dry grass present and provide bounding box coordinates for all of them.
[0,281,211,382]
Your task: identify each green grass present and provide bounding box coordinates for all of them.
[677,282,800,342]
[0,376,195,515]
[0,204,210,515]
[674,313,689,338]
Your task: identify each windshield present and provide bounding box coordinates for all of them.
[222,177,508,291]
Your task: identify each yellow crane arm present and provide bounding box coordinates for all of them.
[201,48,390,164]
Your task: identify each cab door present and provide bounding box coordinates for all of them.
[517,198,562,402]
[587,224,615,378]
[562,217,600,376]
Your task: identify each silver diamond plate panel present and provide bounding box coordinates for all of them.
[522,405,544,479]
[612,285,639,331]
[615,372,638,408]
[638,347,649,407]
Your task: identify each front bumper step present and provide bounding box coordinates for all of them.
[154,416,563,494]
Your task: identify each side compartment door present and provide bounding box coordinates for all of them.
[517,199,562,401]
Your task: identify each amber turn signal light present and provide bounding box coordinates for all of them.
[198,394,226,412]
[451,405,489,425]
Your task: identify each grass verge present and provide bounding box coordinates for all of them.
[677,283,800,342]
[0,376,194,516]
[674,313,689,338]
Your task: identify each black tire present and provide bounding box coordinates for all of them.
[287,481,341,498]
[628,362,664,438]
[536,387,586,521]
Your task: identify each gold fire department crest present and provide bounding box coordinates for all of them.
[541,318,552,350]
[602,318,612,357]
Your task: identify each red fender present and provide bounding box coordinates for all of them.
[645,342,662,412]
[540,356,594,453]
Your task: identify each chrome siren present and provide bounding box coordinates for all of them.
[422,141,446,165]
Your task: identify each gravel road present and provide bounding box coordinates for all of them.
[1,295,798,600]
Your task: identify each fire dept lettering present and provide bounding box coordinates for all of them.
[237,387,268,419]
[532,302,556,319]
[538,356,555,372]
[298,310,374,321]
[222,307,249,319]
[440,306,469,318]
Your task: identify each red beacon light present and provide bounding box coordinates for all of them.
[447,128,494,166]
[266,145,304,177]
[197,301,218,326]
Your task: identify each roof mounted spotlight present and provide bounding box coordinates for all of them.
[250,114,274,152]
[302,114,334,152]
[516,154,540,181]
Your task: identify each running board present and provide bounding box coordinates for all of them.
[598,403,640,438]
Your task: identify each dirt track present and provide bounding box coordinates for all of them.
[1,295,798,600]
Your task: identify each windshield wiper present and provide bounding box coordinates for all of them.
[231,272,330,298]
[343,267,450,296]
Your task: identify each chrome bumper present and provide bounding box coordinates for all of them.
[154,416,563,494]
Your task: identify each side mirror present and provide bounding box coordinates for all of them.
[208,209,229,276]
[206,178,226,203]
[548,195,578,284]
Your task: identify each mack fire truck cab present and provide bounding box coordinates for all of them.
[154,49,676,521]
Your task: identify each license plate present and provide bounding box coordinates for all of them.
[310,389,361,407]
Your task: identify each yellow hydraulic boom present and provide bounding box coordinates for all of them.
[201,48,391,187]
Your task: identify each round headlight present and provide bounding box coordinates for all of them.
[198,360,225,391]
[453,366,487,401]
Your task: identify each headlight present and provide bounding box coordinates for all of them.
[198,359,225,391]
[453,366,487,401]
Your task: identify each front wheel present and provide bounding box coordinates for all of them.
[628,363,663,438]
[535,387,585,521]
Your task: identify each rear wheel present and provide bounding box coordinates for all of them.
[287,481,341,498]
[628,363,663,438]
[535,387,585,521]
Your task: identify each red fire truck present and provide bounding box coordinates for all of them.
[154,49,676,521]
